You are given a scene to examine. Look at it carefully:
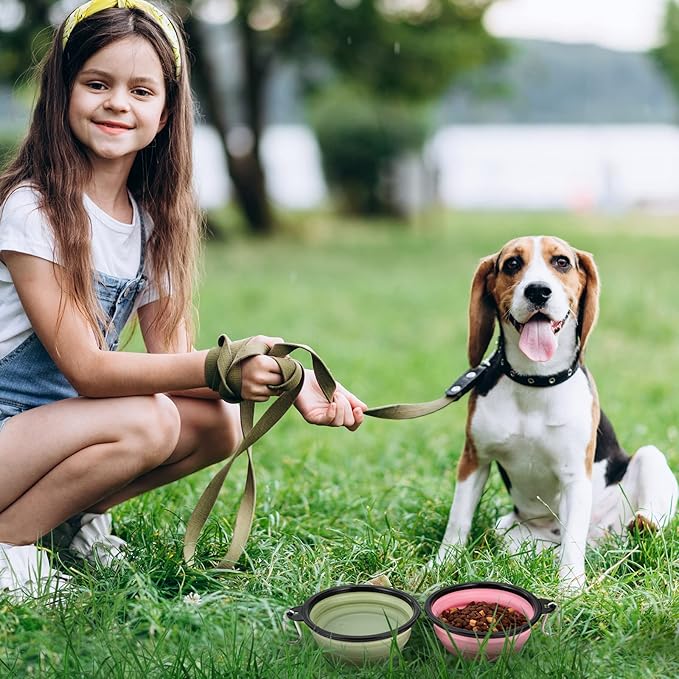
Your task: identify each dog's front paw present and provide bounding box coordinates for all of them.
[558,565,586,592]
[434,543,458,567]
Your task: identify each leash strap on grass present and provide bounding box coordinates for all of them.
[184,335,489,568]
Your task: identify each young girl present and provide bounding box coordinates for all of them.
[0,0,365,599]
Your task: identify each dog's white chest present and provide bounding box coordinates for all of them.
[473,372,592,442]
[470,372,594,511]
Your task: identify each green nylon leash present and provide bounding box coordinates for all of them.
[183,335,489,568]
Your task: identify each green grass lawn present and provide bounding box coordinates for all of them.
[2,210,678,678]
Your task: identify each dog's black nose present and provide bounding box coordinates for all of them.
[525,282,552,306]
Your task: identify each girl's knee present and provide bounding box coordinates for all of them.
[191,400,240,463]
[153,393,182,436]
[127,394,181,468]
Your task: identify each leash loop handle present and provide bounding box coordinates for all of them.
[185,336,335,568]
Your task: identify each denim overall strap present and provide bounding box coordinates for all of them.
[0,212,148,413]
[97,212,147,350]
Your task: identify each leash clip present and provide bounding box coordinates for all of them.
[445,360,489,399]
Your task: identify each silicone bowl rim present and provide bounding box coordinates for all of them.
[424,580,556,639]
[286,584,421,643]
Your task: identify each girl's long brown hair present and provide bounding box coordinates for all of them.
[0,6,200,350]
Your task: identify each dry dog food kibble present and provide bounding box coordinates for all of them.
[439,601,529,634]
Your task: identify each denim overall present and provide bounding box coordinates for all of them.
[0,216,147,430]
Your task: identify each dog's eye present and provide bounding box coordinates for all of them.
[552,255,571,271]
[502,257,522,274]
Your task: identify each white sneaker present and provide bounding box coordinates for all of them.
[0,543,71,601]
[69,512,127,567]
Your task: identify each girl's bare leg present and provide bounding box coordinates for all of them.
[89,396,242,511]
[0,394,181,544]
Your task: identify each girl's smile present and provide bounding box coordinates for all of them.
[68,35,167,167]
[93,121,134,134]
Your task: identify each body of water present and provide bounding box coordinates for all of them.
[195,123,679,213]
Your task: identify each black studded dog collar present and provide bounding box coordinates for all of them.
[496,334,581,387]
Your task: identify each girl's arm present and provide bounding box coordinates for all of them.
[138,300,216,400]
[5,251,287,402]
[5,251,208,397]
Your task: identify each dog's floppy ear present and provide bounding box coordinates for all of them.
[468,254,498,365]
[575,249,600,354]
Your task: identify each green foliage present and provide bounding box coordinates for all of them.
[283,0,505,102]
[0,132,20,171]
[652,0,679,108]
[0,1,53,83]
[311,84,427,214]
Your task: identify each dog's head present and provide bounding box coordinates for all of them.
[468,236,599,366]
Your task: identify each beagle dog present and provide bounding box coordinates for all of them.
[436,236,678,589]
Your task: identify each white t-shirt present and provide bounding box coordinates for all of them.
[0,185,158,360]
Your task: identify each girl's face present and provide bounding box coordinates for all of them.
[68,35,168,169]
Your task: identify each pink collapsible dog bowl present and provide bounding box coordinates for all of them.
[425,581,556,660]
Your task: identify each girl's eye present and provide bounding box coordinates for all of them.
[552,255,571,271]
[132,88,153,97]
[502,256,522,274]
[86,82,107,91]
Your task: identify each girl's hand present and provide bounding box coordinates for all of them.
[294,370,367,431]
[239,335,284,401]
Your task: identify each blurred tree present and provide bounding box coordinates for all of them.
[288,1,506,216]
[0,0,504,231]
[653,1,679,105]
[310,84,429,215]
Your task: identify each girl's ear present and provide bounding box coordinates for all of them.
[575,249,600,354]
[157,109,169,134]
[468,254,498,366]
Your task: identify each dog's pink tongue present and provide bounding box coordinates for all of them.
[518,317,557,362]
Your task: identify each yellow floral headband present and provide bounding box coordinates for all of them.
[62,0,182,77]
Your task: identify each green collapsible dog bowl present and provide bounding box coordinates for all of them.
[285,584,420,664]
